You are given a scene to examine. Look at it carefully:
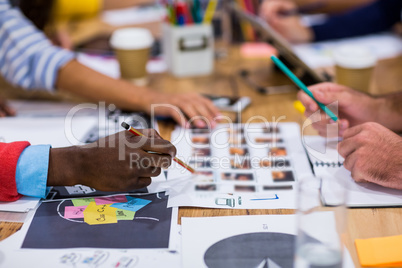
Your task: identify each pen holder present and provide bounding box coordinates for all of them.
[162,23,214,77]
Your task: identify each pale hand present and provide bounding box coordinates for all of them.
[260,0,313,43]
[143,91,221,129]
[338,122,402,190]
[298,82,380,137]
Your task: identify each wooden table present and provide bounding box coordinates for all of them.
[1,46,401,268]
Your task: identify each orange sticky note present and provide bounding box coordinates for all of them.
[83,202,117,225]
[355,235,402,267]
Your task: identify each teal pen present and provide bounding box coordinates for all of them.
[270,55,338,121]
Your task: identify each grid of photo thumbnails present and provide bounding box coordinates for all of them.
[186,124,296,194]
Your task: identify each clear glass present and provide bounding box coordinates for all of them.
[294,177,347,268]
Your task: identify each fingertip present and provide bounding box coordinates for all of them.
[195,120,206,128]
[340,120,349,129]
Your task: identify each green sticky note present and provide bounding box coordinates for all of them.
[116,209,135,220]
[72,198,95,207]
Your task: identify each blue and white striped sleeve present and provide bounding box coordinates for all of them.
[0,0,75,91]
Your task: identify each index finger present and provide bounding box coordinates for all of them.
[297,90,318,112]
[342,124,364,139]
[138,129,163,139]
[142,138,177,158]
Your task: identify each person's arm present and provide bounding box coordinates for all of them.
[260,0,402,43]
[375,92,402,133]
[311,0,402,42]
[288,0,375,14]
[1,4,220,128]
[48,130,176,192]
[56,60,219,128]
[0,4,75,90]
[0,141,30,201]
[4,129,176,202]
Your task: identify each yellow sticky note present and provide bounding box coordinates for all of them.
[355,235,402,267]
[83,202,117,225]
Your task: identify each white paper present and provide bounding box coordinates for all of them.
[303,136,402,207]
[9,100,98,118]
[293,32,402,68]
[167,123,314,209]
[0,197,40,213]
[321,167,402,207]
[0,116,97,148]
[303,135,344,165]
[181,213,354,268]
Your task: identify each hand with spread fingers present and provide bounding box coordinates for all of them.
[338,123,402,190]
[47,130,177,192]
[260,0,313,43]
[144,91,221,129]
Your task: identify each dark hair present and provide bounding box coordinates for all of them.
[15,0,55,30]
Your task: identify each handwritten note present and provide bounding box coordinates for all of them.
[116,209,135,220]
[64,206,86,219]
[95,196,127,205]
[83,202,117,225]
[111,196,151,212]
[72,198,95,207]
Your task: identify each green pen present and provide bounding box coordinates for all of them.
[270,55,338,121]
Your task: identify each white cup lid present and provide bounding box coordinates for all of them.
[110,28,154,50]
[333,45,376,69]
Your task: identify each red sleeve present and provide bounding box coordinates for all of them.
[0,142,31,201]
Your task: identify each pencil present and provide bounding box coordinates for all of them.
[121,122,195,174]
[270,55,338,121]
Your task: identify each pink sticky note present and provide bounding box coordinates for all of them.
[64,206,86,219]
[95,196,128,205]
[240,42,278,59]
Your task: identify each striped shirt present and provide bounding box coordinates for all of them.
[0,0,75,91]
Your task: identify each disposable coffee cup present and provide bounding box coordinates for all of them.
[333,45,376,93]
[110,28,154,86]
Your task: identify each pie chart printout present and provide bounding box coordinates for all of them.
[204,232,295,268]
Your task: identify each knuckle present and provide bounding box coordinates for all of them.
[153,168,162,177]
[353,159,365,172]
[170,144,177,157]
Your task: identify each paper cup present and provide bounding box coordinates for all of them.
[110,28,154,86]
[333,45,376,93]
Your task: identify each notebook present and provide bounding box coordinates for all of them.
[303,136,402,207]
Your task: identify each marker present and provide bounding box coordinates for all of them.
[191,0,202,23]
[121,122,195,174]
[270,55,338,121]
[203,0,218,24]
[176,2,186,26]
